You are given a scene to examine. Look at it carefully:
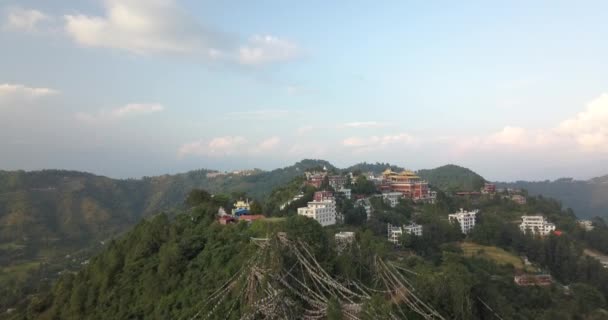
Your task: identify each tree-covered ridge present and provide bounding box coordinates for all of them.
[0,160,334,311]
[343,162,405,174]
[418,164,486,192]
[497,178,608,219]
[0,159,334,254]
[11,190,608,319]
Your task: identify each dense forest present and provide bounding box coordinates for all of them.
[5,174,608,319]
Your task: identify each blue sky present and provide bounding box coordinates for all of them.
[1,0,608,181]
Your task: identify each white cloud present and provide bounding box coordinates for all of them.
[179,136,284,157]
[3,7,50,33]
[452,93,608,154]
[76,102,164,123]
[557,93,608,151]
[0,83,58,103]
[59,0,299,65]
[238,35,299,66]
[296,125,315,135]
[256,136,280,150]
[485,126,529,146]
[63,0,227,57]
[110,103,164,117]
[339,121,391,129]
[343,133,416,154]
[178,136,248,157]
[226,109,292,119]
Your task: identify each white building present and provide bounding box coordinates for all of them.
[355,198,373,220]
[578,220,595,231]
[388,223,423,245]
[280,193,304,210]
[403,223,423,236]
[387,224,403,245]
[449,209,478,234]
[335,231,355,253]
[298,199,337,227]
[338,188,352,199]
[382,192,402,208]
[511,194,527,205]
[520,215,556,236]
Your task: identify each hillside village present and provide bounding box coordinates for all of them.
[213,165,608,280]
[4,162,608,319]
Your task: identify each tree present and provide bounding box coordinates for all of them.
[345,206,368,226]
[352,176,377,195]
[249,201,263,215]
[185,189,211,207]
[571,283,606,314]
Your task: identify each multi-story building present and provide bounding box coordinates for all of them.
[482,183,496,194]
[520,216,556,236]
[449,209,478,234]
[338,188,351,199]
[578,220,595,231]
[329,175,348,190]
[382,192,402,208]
[355,198,372,220]
[387,223,423,245]
[335,232,355,253]
[298,199,337,227]
[379,169,436,203]
[387,224,403,245]
[403,223,423,236]
[313,191,334,201]
[232,199,251,216]
[511,194,527,205]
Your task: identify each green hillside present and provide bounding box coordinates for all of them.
[497,177,608,219]
[418,164,486,192]
[0,159,333,258]
[10,185,608,319]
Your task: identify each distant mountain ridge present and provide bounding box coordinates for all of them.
[496,176,608,219]
[0,160,483,259]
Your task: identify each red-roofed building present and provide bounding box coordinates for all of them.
[238,215,266,222]
[314,191,334,201]
[482,183,496,194]
[514,274,553,286]
[218,216,236,225]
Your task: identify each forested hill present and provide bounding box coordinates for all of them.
[344,162,404,174]
[497,176,608,219]
[0,160,487,263]
[13,183,608,319]
[0,159,334,253]
[418,164,486,192]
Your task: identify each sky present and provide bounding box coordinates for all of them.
[1,0,607,181]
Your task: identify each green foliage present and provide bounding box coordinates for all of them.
[249,200,263,214]
[498,177,608,219]
[344,205,367,226]
[351,176,377,195]
[4,162,608,319]
[344,162,404,175]
[418,164,486,192]
[185,189,211,207]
